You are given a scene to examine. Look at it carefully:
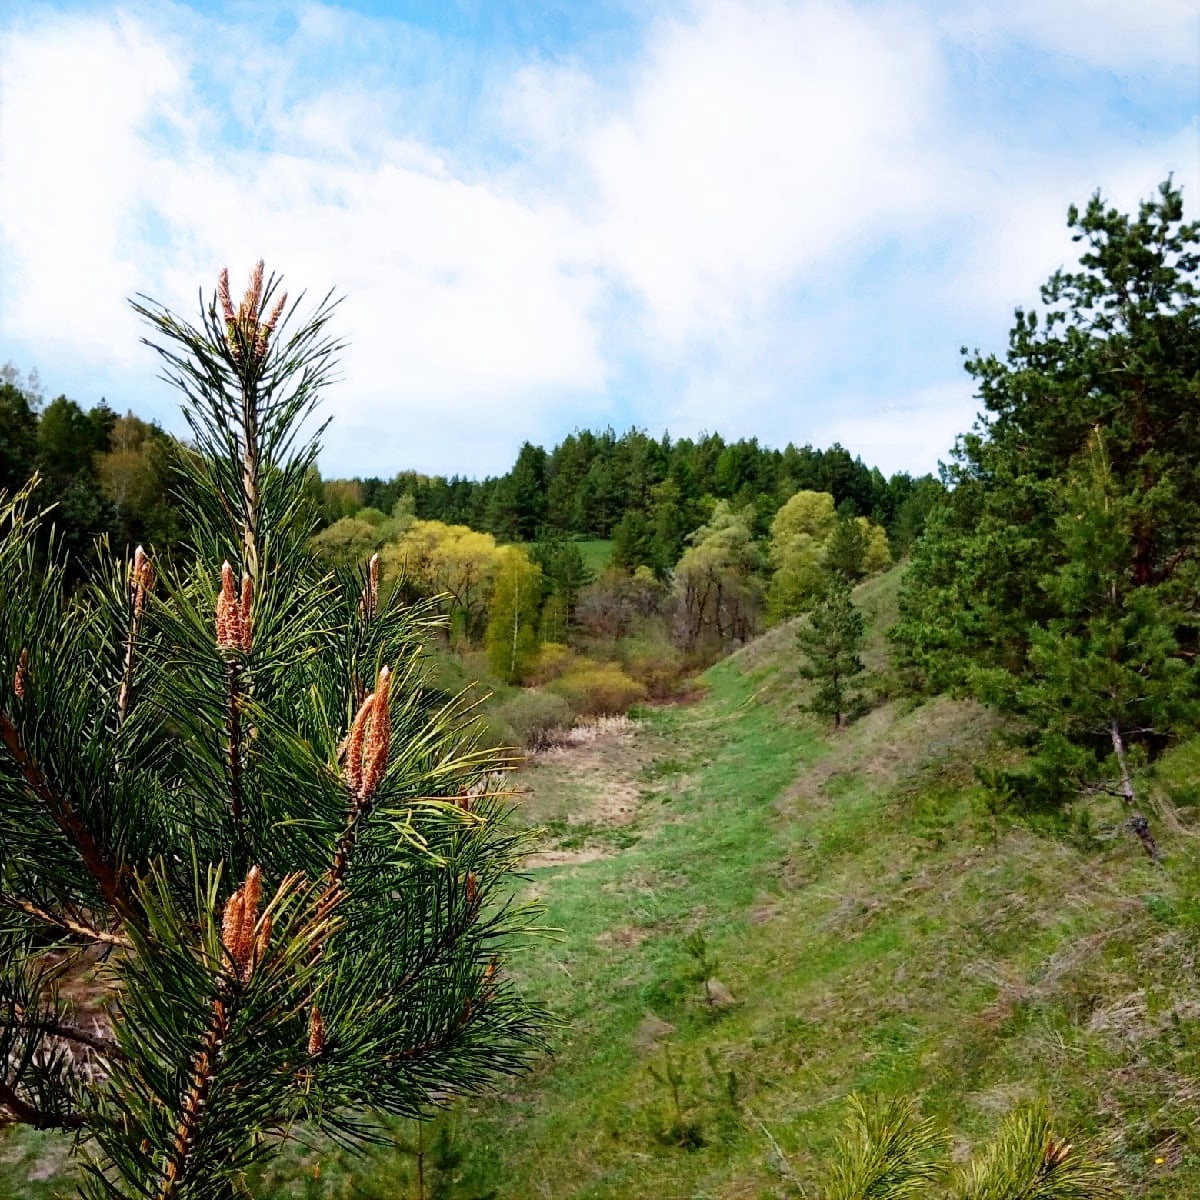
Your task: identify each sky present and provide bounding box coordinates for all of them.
[0,0,1196,481]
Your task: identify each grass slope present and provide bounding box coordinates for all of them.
[9,566,1200,1197]
[260,566,1200,1198]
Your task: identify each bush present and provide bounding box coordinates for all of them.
[548,659,647,717]
[492,688,575,750]
[618,633,687,700]
[525,640,575,686]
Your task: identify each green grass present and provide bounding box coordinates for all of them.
[11,566,1200,1197]
[576,539,613,577]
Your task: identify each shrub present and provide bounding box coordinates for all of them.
[548,660,647,717]
[492,688,575,751]
[618,633,687,700]
[525,641,575,686]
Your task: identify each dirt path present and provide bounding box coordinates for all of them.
[516,716,657,868]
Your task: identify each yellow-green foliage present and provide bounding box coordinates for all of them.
[528,641,575,686]
[485,545,543,683]
[382,519,501,642]
[547,659,647,716]
[619,633,687,699]
[859,516,891,573]
[310,515,384,567]
[767,490,890,619]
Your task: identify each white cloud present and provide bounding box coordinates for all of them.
[0,0,1194,478]
[814,380,980,477]
[0,6,610,474]
[514,0,947,350]
[940,0,1198,70]
[0,11,186,364]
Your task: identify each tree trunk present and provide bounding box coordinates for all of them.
[1111,717,1158,860]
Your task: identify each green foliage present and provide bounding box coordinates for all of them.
[383,519,501,645]
[895,178,1200,815]
[617,631,687,700]
[484,545,543,683]
[546,660,647,716]
[797,580,866,727]
[825,1096,946,1200]
[674,501,763,653]
[959,1106,1118,1200]
[822,1097,1116,1200]
[530,533,593,640]
[0,263,546,1197]
[315,428,928,553]
[0,376,39,496]
[768,492,891,619]
[489,688,573,751]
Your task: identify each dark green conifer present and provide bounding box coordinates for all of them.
[894,179,1200,829]
[797,580,865,728]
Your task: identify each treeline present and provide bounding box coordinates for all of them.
[317,429,942,572]
[0,367,182,567]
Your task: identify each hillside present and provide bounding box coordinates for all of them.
[7,566,1200,1198]
[235,565,1200,1198]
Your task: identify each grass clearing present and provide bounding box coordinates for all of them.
[576,539,613,577]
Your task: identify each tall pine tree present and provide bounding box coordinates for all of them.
[895,179,1200,831]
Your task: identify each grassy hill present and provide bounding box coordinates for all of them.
[9,565,1200,1197]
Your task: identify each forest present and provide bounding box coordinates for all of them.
[2,179,1199,1199]
[0,362,936,746]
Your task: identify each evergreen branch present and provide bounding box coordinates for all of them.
[117,547,155,728]
[3,895,130,949]
[226,660,244,828]
[158,995,228,1200]
[10,1002,123,1060]
[0,711,132,920]
[0,1079,85,1131]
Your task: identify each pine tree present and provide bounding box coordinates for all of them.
[797,580,865,728]
[894,179,1200,828]
[0,262,545,1197]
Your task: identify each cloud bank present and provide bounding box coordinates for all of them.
[1,0,1195,478]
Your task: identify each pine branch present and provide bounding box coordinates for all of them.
[3,895,130,949]
[116,546,155,728]
[0,710,132,920]
[158,996,228,1200]
[226,660,244,827]
[0,1079,85,1131]
[10,1003,123,1060]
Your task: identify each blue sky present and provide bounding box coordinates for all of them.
[1,0,1196,480]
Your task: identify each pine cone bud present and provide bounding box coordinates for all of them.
[132,546,154,616]
[1044,1138,1072,1170]
[359,666,391,801]
[221,866,263,983]
[245,260,264,314]
[217,267,234,322]
[253,913,272,970]
[307,1005,325,1057]
[13,648,28,700]
[216,562,238,650]
[345,692,375,797]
